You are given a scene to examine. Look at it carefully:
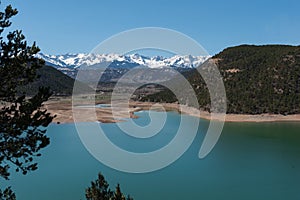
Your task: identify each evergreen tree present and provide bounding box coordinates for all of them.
[85,173,113,200]
[0,187,15,200]
[142,45,300,115]
[112,184,125,200]
[0,3,54,198]
[85,173,133,200]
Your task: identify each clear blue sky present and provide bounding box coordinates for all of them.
[5,0,300,55]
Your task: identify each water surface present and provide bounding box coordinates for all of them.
[6,111,300,200]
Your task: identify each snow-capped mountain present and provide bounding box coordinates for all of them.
[37,53,210,69]
[36,53,210,83]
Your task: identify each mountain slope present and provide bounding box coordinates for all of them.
[141,45,300,115]
[37,53,210,69]
[36,53,210,83]
[18,65,92,96]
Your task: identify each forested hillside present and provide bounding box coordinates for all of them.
[141,45,300,115]
[18,65,92,96]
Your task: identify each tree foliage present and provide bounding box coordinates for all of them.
[85,173,133,200]
[0,187,15,200]
[142,45,300,115]
[0,3,54,196]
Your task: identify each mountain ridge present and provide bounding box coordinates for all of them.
[141,45,300,115]
[37,53,210,70]
[18,65,92,96]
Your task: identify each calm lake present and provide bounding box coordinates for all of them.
[6,111,300,200]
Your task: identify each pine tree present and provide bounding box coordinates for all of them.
[85,173,133,200]
[112,184,125,200]
[85,173,113,200]
[0,187,15,200]
[0,3,54,198]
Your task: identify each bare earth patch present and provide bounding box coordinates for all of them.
[44,97,300,124]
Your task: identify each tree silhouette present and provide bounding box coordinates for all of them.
[0,187,15,200]
[85,173,113,200]
[85,173,133,200]
[0,4,54,198]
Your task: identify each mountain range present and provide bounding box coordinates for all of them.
[36,53,210,81]
[29,45,300,115]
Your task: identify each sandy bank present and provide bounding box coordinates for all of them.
[44,98,300,124]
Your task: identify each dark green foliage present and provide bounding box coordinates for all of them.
[85,173,133,200]
[143,45,300,115]
[0,88,53,179]
[85,173,113,200]
[213,45,300,114]
[138,84,177,103]
[0,7,43,99]
[0,187,16,200]
[0,3,54,197]
[18,65,92,96]
[113,184,123,200]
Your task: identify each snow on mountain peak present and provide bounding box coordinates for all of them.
[37,53,210,69]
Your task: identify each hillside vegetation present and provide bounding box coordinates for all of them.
[141,45,300,115]
[18,65,92,96]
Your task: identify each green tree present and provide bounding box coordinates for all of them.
[85,173,113,200]
[0,187,15,200]
[112,184,125,200]
[0,4,54,198]
[85,173,133,200]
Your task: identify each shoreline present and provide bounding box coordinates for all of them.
[128,102,300,123]
[44,98,300,124]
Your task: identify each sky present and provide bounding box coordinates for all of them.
[4,0,300,56]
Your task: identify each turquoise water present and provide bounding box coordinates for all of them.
[5,111,300,200]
